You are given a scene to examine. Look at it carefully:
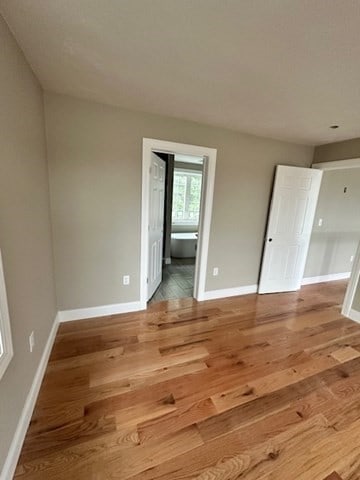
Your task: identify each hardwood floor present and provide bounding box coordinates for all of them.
[14,281,360,479]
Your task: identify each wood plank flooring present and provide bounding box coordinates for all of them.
[14,281,360,479]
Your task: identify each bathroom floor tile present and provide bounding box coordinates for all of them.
[149,257,195,304]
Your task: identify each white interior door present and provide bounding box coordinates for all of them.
[258,165,323,294]
[147,153,166,300]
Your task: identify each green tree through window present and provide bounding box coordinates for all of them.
[172,169,202,224]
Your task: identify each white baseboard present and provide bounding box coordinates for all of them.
[347,308,360,323]
[1,314,59,480]
[58,300,146,322]
[201,284,258,301]
[301,272,351,286]
[164,257,172,265]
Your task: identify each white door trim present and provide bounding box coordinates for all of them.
[141,138,217,304]
[342,242,360,318]
[0,249,14,381]
[312,158,360,171]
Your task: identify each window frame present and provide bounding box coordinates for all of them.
[0,249,13,381]
[172,168,203,226]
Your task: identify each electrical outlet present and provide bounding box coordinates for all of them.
[318,218,323,227]
[123,275,130,285]
[350,255,355,263]
[213,267,219,276]
[29,331,35,353]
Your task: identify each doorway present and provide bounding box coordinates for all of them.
[258,159,360,319]
[258,162,360,308]
[309,159,360,317]
[150,152,204,303]
[140,138,217,308]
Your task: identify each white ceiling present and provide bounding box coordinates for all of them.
[2,0,360,145]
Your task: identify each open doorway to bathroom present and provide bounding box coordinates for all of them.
[149,152,204,303]
[140,138,217,306]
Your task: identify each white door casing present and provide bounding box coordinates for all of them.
[342,241,360,317]
[258,165,323,294]
[147,153,166,300]
[141,139,217,306]
[0,249,13,380]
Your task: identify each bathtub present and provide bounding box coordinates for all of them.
[171,232,198,258]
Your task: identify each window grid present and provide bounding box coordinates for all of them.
[172,170,202,224]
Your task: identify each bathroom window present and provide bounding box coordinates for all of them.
[0,250,13,381]
[172,169,202,224]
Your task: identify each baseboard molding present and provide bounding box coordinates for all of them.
[164,257,172,265]
[347,308,360,323]
[201,284,258,301]
[58,300,146,322]
[1,314,59,480]
[301,272,351,286]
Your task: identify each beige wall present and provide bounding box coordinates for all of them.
[0,16,56,472]
[314,138,360,163]
[45,92,313,310]
[304,169,360,277]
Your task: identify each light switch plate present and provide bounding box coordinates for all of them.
[29,331,35,353]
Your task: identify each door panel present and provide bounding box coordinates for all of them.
[148,153,166,300]
[258,165,323,294]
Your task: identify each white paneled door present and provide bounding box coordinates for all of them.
[258,165,323,294]
[147,153,166,300]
